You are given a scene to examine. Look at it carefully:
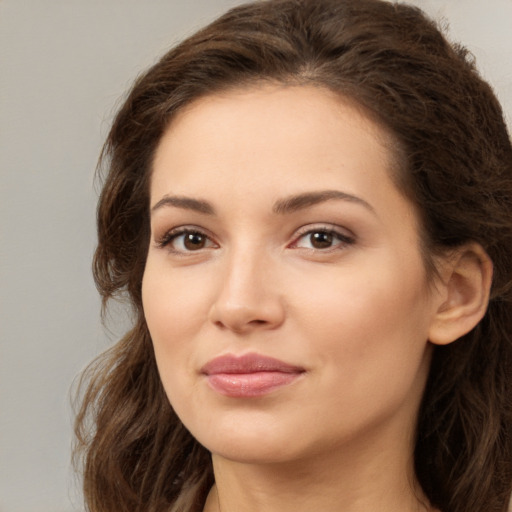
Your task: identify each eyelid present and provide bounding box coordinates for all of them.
[154,225,218,252]
[153,223,355,254]
[288,223,356,249]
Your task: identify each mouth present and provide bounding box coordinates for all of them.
[200,353,305,398]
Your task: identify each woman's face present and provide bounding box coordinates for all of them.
[143,85,441,465]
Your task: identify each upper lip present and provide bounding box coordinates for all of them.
[201,353,305,375]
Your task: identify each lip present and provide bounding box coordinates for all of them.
[201,353,305,398]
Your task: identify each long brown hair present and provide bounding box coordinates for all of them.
[74,1,512,511]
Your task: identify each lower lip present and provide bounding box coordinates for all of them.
[206,371,302,398]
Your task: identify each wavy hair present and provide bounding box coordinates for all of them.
[74,1,512,511]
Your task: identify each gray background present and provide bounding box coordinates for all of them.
[1,1,511,511]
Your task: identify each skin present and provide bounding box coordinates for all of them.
[142,84,447,512]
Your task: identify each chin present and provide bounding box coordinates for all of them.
[187,415,303,465]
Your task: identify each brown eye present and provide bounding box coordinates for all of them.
[309,231,333,249]
[183,232,207,250]
[158,229,216,253]
[292,227,355,251]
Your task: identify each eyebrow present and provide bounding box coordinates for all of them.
[150,189,374,216]
[151,195,216,215]
[273,190,375,215]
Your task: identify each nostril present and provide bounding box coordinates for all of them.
[213,320,227,330]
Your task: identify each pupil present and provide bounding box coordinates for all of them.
[184,233,205,250]
[311,232,332,248]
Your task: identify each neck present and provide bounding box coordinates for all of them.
[204,430,434,512]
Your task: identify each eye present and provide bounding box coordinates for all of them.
[291,227,354,251]
[156,228,217,253]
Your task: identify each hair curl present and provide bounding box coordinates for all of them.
[74,1,512,511]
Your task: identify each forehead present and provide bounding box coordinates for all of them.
[151,84,397,196]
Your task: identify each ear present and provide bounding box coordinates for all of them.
[428,243,493,346]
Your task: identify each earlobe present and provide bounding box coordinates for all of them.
[428,243,493,346]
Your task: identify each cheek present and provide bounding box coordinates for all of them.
[142,264,210,340]
[294,271,432,436]
[142,292,197,421]
[293,256,432,378]
[141,266,205,394]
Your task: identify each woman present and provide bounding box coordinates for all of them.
[74,0,512,511]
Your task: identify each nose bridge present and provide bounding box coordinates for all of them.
[209,239,284,332]
[224,242,265,300]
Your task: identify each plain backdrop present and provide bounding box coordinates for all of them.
[0,1,511,511]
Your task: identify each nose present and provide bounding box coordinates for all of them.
[208,249,285,334]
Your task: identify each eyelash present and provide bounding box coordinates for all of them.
[155,227,217,253]
[290,225,355,251]
[154,225,355,254]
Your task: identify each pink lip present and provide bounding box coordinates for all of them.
[201,353,305,398]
